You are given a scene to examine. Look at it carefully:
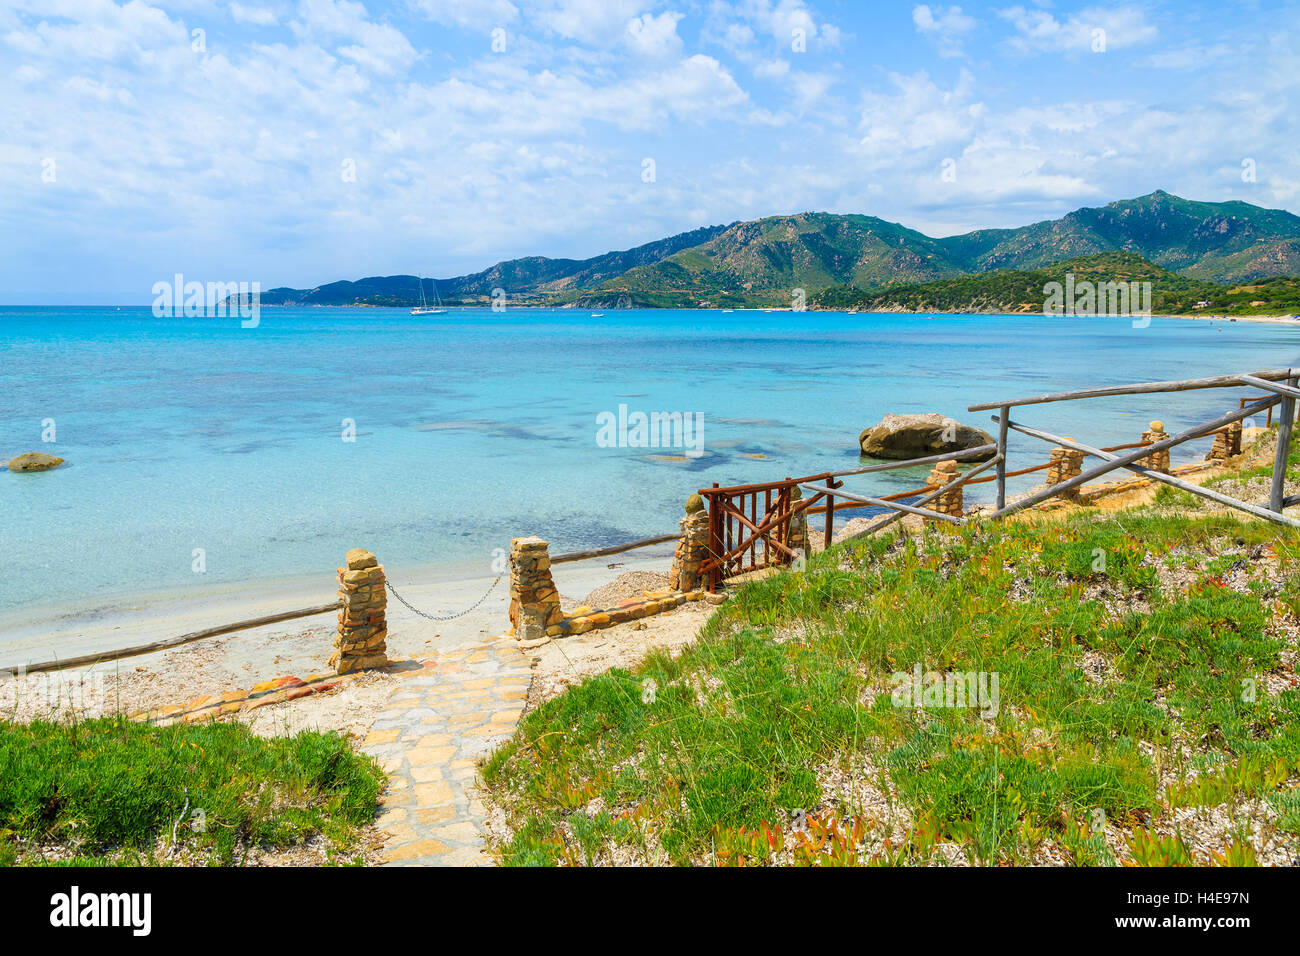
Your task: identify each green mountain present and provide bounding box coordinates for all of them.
[260,192,1300,309]
[812,251,1300,316]
[941,190,1300,281]
[258,223,733,306]
[566,212,970,308]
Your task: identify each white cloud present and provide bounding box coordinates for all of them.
[624,11,683,59]
[706,0,841,53]
[292,0,417,75]
[858,69,980,161]
[588,54,750,129]
[2,0,186,63]
[855,68,1131,208]
[789,70,833,110]
[1146,43,1233,69]
[912,5,977,58]
[721,22,755,51]
[410,0,519,30]
[997,5,1157,54]
[533,0,642,45]
[230,3,279,26]
[753,58,789,79]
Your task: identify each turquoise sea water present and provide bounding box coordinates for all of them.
[1,305,1297,625]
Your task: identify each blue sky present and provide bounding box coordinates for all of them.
[2,0,1298,303]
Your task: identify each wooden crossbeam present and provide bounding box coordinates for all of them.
[969,369,1296,412]
[997,417,1300,528]
[799,483,964,525]
[713,498,799,562]
[841,453,1003,542]
[988,397,1280,519]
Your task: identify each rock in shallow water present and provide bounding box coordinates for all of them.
[6,452,65,473]
[859,413,995,461]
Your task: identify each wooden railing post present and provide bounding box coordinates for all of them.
[783,478,792,550]
[1270,375,1297,513]
[824,481,834,550]
[707,483,722,592]
[995,405,1009,511]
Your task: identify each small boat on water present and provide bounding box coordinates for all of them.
[410,275,446,315]
[591,312,604,317]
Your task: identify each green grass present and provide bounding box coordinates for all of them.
[0,717,385,866]
[481,506,1300,866]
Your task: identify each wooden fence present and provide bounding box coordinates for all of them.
[696,366,1300,590]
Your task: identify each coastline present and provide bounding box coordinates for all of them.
[0,544,677,676]
[240,303,1300,322]
[812,307,1300,324]
[1151,312,1300,325]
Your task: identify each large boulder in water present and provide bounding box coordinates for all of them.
[6,452,65,472]
[859,414,995,461]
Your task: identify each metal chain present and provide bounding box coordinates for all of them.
[385,575,503,621]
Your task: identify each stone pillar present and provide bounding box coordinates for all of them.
[786,485,809,560]
[1046,442,1086,499]
[1140,420,1171,473]
[1206,420,1243,461]
[330,548,389,675]
[509,537,562,641]
[926,460,963,519]
[669,493,710,592]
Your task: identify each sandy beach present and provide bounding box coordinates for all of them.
[1159,312,1299,325]
[817,308,1300,325]
[0,541,684,727]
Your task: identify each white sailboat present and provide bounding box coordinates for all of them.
[410,275,446,315]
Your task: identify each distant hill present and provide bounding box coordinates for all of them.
[259,223,733,306]
[939,191,1300,281]
[259,192,1300,309]
[566,212,970,309]
[811,251,1300,316]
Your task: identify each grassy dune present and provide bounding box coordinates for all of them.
[483,441,1300,866]
[0,718,385,866]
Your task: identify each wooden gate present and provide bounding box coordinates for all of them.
[697,474,841,591]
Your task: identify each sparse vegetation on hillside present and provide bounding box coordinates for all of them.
[814,251,1300,316]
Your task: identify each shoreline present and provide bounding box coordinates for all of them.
[23,305,1299,322]
[0,544,677,674]
[811,308,1300,324]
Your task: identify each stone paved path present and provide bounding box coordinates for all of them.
[362,634,532,866]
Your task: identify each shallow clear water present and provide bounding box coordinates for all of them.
[1,305,1296,624]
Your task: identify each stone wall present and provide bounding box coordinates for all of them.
[509,536,562,641]
[926,459,963,519]
[330,548,389,675]
[786,486,810,558]
[1206,421,1243,461]
[554,590,705,636]
[1139,420,1171,473]
[1046,444,1086,499]
[668,493,711,591]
